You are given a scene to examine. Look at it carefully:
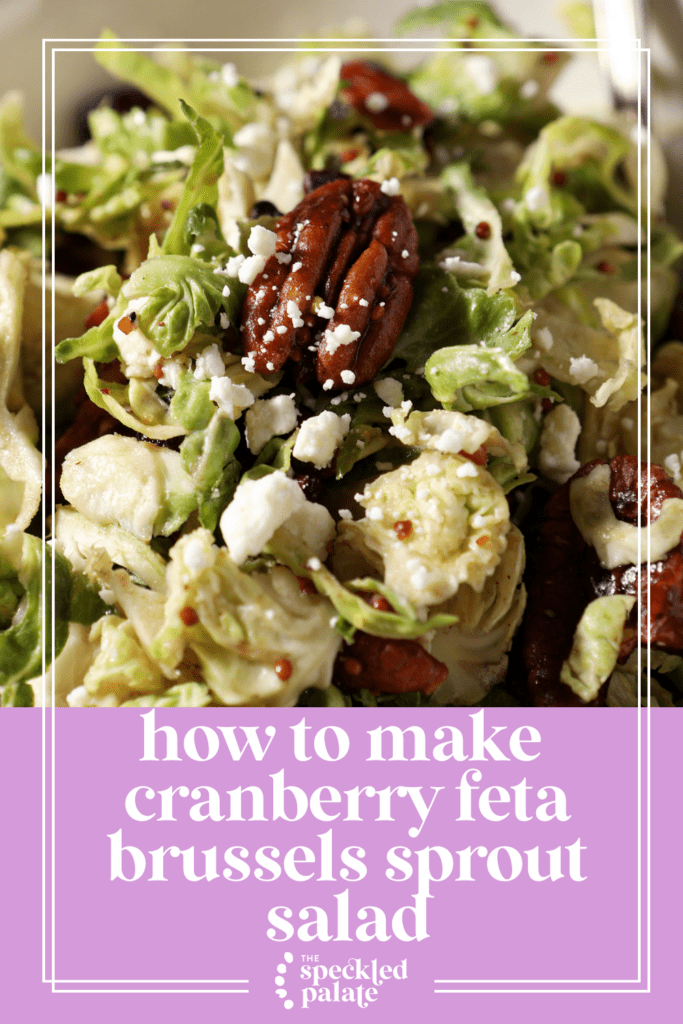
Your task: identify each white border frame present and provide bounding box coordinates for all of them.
[41,33,651,998]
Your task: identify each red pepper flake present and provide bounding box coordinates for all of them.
[158,321,166,327]
[275,658,293,681]
[460,445,487,466]
[542,397,554,414]
[475,220,491,240]
[466,16,479,28]
[297,576,317,595]
[533,367,551,387]
[344,657,363,677]
[476,535,490,546]
[393,519,414,540]
[340,148,361,163]
[100,387,110,395]
[55,190,67,203]
[117,315,135,335]
[179,606,199,626]
[160,198,174,210]
[371,594,392,612]
[85,300,109,331]
[543,51,559,63]
[552,170,566,186]
[597,261,615,274]
[153,361,165,380]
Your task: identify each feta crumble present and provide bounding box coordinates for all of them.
[245,393,297,454]
[292,411,351,468]
[209,376,255,420]
[569,355,600,384]
[194,344,225,380]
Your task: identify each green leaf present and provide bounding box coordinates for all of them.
[161,102,225,256]
[392,266,519,372]
[123,254,231,355]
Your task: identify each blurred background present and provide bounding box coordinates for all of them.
[0,0,682,220]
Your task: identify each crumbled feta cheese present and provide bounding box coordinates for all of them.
[245,393,297,454]
[266,361,275,371]
[292,261,303,272]
[463,54,498,94]
[263,330,275,342]
[242,353,257,373]
[222,285,231,298]
[317,303,335,319]
[183,534,218,575]
[366,506,383,521]
[341,370,356,385]
[293,410,352,468]
[380,177,401,196]
[220,472,306,565]
[238,254,267,285]
[286,299,304,328]
[524,185,549,213]
[219,312,230,330]
[226,254,246,277]
[455,460,479,478]
[323,379,334,390]
[248,225,278,259]
[401,249,409,258]
[157,358,184,391]
[324,323,361,356]
[209,376,255,419]
[520,79,539,99]
[374,377,404,409]
[221,62,239,87]
[307,557,322,571]
[276,252,292,264]
[194,344,225,380]
[338,509,353,520]
[276,325,287,334]
[365,92,389,113]
[539,403,581,484]
[536,326,554,351]
[664,453,682,480]
[569,355,600,384]
[359,298,369,307]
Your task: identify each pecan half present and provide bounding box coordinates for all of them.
[523,455,683,706]
[241,178,419,388]
[339,60,434,132]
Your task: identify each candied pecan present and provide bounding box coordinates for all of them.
[241,177,419,388]
[339,60,434,132]
[523,455,683,705]
[335,632,448,695]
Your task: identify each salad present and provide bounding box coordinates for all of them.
[1,1,683,708]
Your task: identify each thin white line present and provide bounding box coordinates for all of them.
[434,979,640,984]
[43,36,618,42]
[45,34,646,995]
[636,30,642,986]
[51,42,56,991]
[434,989,649,995]
[50,973,245,983]
[41,30,47,987]
[645,44,652,996]
[54,989,249,995]
[49,46,639,53]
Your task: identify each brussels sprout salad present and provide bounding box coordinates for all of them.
[2,1,683,708]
